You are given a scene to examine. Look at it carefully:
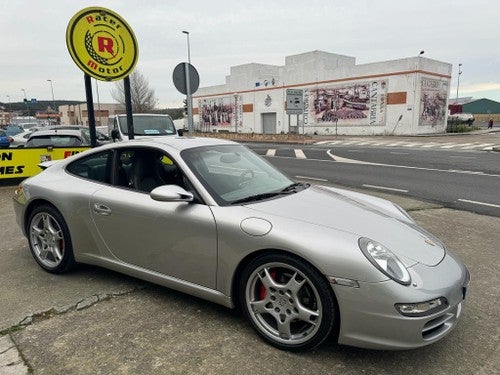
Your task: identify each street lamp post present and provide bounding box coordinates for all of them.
[182,30,193,133]
[456,63,462,104]
[21,89,30,118]
[47,79,56,124]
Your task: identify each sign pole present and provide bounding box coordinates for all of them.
[124,76,135,140]
[184,62,193,133]
[84,74,97,148]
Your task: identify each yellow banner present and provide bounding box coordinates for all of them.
[0,148,89,179]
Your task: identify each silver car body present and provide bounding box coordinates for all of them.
[13,137,469,350]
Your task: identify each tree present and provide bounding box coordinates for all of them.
[111,70,157,113]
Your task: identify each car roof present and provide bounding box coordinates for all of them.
[98,136,236,152]
[28,129,84,138]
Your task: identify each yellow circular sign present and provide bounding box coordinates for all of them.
[66,7,139,81]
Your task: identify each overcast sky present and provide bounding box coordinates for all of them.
[1,0,499,108]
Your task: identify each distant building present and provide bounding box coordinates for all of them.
[193,50,452,135]
[59,103,125,126]
[0,111,12,125]
[462,98,500,123]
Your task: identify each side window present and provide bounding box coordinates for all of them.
[66,151,111,183]
[115,148,186,194]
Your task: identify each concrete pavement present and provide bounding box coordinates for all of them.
[0,184,499,374]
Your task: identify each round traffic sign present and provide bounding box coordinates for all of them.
[173,63,200,95]
[66,7,139,81]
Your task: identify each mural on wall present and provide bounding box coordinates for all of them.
[419,78,448,126]
[198,96,242,130]
[310,81,387,126]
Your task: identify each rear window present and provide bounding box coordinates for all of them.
[26,135,83,148]
[0,130,6,137]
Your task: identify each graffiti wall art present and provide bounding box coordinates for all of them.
[419,78,448,126]
[309,81,387,126]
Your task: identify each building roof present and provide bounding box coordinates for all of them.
[462,98,500,114]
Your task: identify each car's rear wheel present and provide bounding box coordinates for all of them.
[28,204,75,273]
[240,253,336,351]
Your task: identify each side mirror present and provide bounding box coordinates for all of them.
[111,129,119,142]
[150,185,194,202]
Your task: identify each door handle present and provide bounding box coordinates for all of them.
[93,203,112,216]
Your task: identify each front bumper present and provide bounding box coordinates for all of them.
[332,253,469,350]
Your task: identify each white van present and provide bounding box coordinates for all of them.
[108,114,177,141]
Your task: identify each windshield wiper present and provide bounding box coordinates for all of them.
[230,183,310,205]
[230,192,283,205]
[279,182,310,193]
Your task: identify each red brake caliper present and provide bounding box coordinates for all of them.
[259,270,276,300]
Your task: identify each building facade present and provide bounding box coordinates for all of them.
[59,103,125,126]
[193,51,452,135]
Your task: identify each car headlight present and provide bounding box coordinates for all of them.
[358,237,411,285]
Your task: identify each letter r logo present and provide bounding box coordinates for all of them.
[97,36,114,55]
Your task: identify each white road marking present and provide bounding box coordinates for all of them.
[387,142,405,146]
[294,149,307,159]
[295,175,328,182]
[347,149,365,152]
[362,184,409,193]
[326,150,500,177]
[402,143,422,147]
[266,149,276,156]
[458,199,500,208]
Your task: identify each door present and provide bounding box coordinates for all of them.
[262,113,277,134]
[90,187,217,288]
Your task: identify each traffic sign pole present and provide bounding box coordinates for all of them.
[184,62,193,133]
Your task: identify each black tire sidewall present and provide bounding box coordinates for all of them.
[239,253,336,351]
[27,204,75,274]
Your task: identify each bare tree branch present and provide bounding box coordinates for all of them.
[111,70,157,112]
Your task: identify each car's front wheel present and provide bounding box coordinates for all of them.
[240,253,336,351]
[27,204,75,273]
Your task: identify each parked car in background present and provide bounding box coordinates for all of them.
[108,114,177,141]
[0,129,13,148]
[22,126,110,148]
[25,129,91,148]
[5,125,25,137]
[9,131,34,148]
[19,122,42,131]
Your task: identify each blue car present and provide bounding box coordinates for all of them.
[0,129,13,148]
[5,125,24,137]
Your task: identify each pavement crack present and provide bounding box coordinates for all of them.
[0,285,147,337]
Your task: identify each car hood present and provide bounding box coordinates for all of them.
[246,185,445,267]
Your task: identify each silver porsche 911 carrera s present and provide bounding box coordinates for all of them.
[13,136,469,351]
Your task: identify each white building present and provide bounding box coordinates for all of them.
[193,51,452,135]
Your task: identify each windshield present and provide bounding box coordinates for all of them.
[181,144,294,205]
[118,115,176,136]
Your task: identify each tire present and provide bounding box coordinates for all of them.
[239,253,336,351]
[27,204,76,274]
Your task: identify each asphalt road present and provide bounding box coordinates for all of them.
[246,143,500,217]
[1,184,499,374]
